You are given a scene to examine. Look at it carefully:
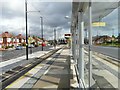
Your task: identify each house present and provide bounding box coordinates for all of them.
[0,31,13,48]
[93,35,113,44]
[33,36,42,45]
[15,34,26,46]
[0,34,3,48]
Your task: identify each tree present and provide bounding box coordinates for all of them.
[112,35,115,38]
[117,33,120,38]
[117,33,120,43]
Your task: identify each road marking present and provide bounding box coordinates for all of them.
[6,49,62,88]
[0,51,50,68]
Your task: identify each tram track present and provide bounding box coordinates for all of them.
[0,48,61,89]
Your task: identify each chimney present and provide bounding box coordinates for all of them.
[5,31,8,33]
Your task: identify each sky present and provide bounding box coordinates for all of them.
[0,0,72,40]
[0,0,119,40]
[92,7,119,37]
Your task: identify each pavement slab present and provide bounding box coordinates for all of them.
[32,48,71,89]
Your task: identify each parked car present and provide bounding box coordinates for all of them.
[42,43,46,46]
[47,44,50,46]
[28,44,34,48]
[16,46,23,50]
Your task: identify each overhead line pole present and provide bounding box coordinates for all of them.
[25,0,28,60]
[40,17,44,51]
[54,28,56,49]
[25,0,42,59]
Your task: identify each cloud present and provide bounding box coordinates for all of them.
[92,8,118,36]
[28,2,72,28]
[1,1,72,39]
[1,0,24,19]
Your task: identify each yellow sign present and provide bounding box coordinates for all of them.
[28,36,35,44]
[92,22,106,27]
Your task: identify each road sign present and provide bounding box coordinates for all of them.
[92,22,106,27]
[28,36,35,44]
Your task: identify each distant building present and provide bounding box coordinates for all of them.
[15,34,26,46]
[0,34,3,48]
[93,35,113,44]
[28,36,35,45]
[33,36,42,45]
[0,31,13,48]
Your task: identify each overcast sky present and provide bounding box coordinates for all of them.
[0,0,72,40]
[0,0,119,40]
[92,8,118,37]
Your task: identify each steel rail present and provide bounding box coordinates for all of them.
[1,48,61,89]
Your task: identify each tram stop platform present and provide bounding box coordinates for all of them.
[33,48,71,89]
[6,47,78,89]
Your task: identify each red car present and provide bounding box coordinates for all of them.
[42,43,46,46]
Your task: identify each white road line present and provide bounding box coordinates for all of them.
[0,51,49,68]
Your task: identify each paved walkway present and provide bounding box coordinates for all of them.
[32,48,71,89]
[3,46,119,89]
[6,47,78,89]
[0,50,49,74]
[0,46,61,74]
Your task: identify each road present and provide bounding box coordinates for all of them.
[1,46,52,61]
[85,45,120,60]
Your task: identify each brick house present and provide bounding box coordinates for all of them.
[93,35,113,44]
[15,34,26,46]
[0,31,13,48]
[33,36,42,45]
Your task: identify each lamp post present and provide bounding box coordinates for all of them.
[25,0,28,60]
[40,16,44,51]
[64,16,71,48]
[112,28,114,45]
[25,0,41,60]
[54,28,56,49]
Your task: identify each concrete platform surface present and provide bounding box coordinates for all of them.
[5,47,78,89]
[32,48,71,89]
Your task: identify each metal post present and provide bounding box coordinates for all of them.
[78,11,84,80]
[70,30,73,55]
[25,0,28,60]
[72,30,75,59]
[30,47,32,54]
[74,28,76,62]
[72,26,77,62]
[75,27,77,63]
[54,28,56,49]
[76,27,79,64]
[88,2,92,88]
[40,17,43,51]
[112,28,114,45]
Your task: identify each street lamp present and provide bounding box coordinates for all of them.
[25,0,41,60]
[40,16,44,51]
[25,0,28,60]
[112,28,114,45]
[53,27,63,49]
[54,28,56,49]
[65,16,71,19]
[64,16,71,48]
[27,13,43,51]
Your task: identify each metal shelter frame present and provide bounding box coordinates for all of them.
[71,1,119,88]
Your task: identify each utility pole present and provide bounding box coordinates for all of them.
[54,28,56,49]
[40,17,44,51]
[25,0,28,60]
[112,28,114,45]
